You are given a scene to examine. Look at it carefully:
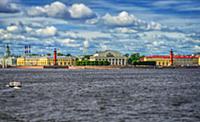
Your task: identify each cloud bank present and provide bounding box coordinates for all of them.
[26,1,95,19]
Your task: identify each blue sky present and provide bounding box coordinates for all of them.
[0,0,200,56]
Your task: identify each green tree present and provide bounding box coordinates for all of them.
[124,53,129,57]
[82,55,92,60]
[66,53,72,56]
[47,53,51,56]
[57,53,65,56]
[128,53,141,64]
[103,61,110,65]
[75,60,110,66]
[30,54,39,56]
[98,61,103,65]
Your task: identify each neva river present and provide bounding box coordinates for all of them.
[0,68,200,122]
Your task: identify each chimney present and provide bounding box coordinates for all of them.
[54,48,57,65]
[170,49,173,66]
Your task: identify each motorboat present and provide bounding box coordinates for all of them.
[6,81,22,89]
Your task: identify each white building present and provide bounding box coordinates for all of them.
[90,50,128,66]
[0,45,17,68]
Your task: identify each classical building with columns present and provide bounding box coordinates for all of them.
[90,50,128,66]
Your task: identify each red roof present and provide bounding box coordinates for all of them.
[145,55,199,59]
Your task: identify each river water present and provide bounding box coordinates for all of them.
[0,68,200,122]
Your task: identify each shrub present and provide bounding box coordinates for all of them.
[76,60,110,66]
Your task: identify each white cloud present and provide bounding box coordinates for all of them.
[27,1,68,18]
[136,31,199,52]
[138,31,188,41]
[193,45,200,52]
[58,38,80,47]
[0,29,5,34]
[102,11,139,26]
[147,21,161,30]
[83,40,89,48]
[6,25,18,32]
[25,26,32,32]
[86,18,99,24]
[59,38,75,44]
[26,2,95,19]
[0,33,26,40]
[100,11,162,30]
[62,31,111,39]
[69,3,94,19]
[36,26,57,37]
[110,27,138,33]
[100,43,108,51]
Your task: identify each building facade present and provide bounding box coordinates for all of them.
[90,50,128,66]
[143,55,199,66]
[0,57,17,68]
[0,45,17,68]
[17,56,76,66]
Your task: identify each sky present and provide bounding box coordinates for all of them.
[0,0,200,56]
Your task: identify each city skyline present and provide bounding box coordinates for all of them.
[0,0,200,56]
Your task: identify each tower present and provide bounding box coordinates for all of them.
[53,48,57,66]
[28,45,31,54]
[24,45,28,56]
[170,49,173,66]
[24,45,31,56]
[5,44,11,57]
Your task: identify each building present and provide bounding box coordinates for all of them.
[90,50,128,66]
[143,50,199,66]
[0,45,17,68]
[17,56,76,66]
[143,55,199,66]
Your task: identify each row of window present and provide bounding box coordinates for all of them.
[96,58,125,62]
[49,59,75,61]
[57,62,73,65]
[157,62,169,66]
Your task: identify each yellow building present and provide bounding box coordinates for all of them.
[143,56,170,66]
[143,55,199,67]
[199,57,200,65]
[47,56,76,66]
[17,56,76,66]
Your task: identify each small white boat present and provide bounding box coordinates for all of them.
[6,81,22,89]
